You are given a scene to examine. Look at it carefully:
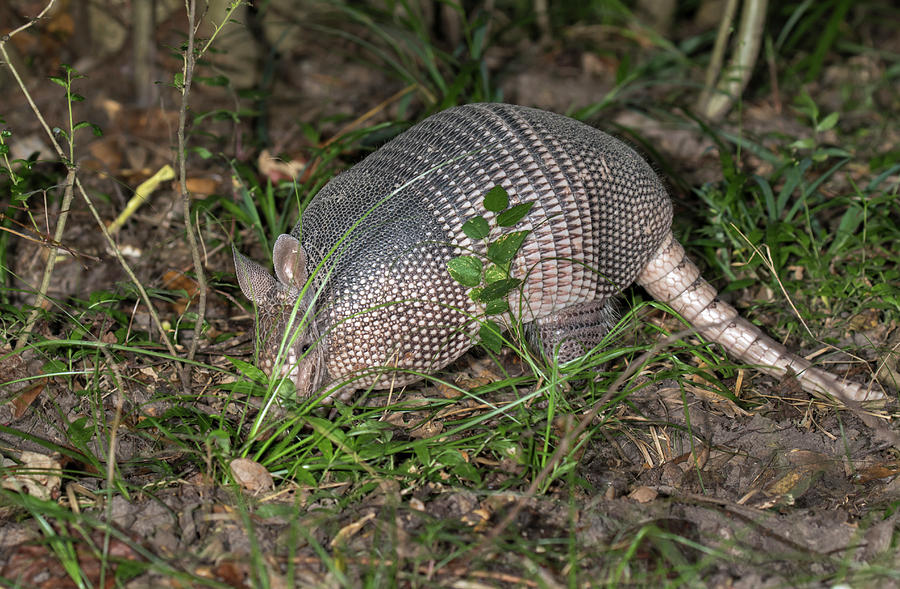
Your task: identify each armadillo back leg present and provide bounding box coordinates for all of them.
[525,300,620,364]
[636,231,883,402]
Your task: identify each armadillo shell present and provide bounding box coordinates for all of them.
[296,103,672,389]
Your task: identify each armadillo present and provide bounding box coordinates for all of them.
[233,103,882,403]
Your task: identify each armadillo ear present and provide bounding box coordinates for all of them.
[233,246,279,305]
[272,234,309,288]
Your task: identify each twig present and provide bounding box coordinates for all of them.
[1,0,56,38]
[702,0,769,121]
[176,0,245,392]
[15,169,76,350]
[176,0,204,393]
[699,0,739,109]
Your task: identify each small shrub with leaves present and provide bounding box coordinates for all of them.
[446,185,533,353]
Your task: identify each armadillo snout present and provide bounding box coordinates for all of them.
[256,308,326,398]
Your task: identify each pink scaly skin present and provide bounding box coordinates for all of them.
[637,231,884,403]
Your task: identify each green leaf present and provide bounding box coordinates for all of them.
[816,112,839,133]
[74,121,103,137]
[49,76,67,88]
[413,444,430,465]
[197,75,230,87]
[479,320,503,353]
[70,93,85,102]
[192,146,214,159]
[789,138,815,151]
[462,216,489,240]
[475,278,521,302]
[484,299,509,315]
[496,202,534,227]
[451,460,482,483]
[228,356,267,382]
[206,429,232,454]
[447,256,483,287]
[483,185,509,212]
[794,90,818,120]
[42,359,67,374]
[487,230,529,266]
[484,263,507,284]
[67,417,92,448]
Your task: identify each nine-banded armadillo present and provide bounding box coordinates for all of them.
[234,103,882,403]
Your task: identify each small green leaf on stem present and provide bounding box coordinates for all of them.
[484,263,507,284]
[816,112,839,133]
[488,231,529,266]
[462,216,490,240]
[479,320,503,353]
[475,278,521,302]
[496,202,534,226]
[447,256,483,287]
[485,299,509,315]
[483,185,509,212]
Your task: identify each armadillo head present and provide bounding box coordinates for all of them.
[233,234,326,397]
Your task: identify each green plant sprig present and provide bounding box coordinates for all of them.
[446,185,533,353]
[48,64,102,165]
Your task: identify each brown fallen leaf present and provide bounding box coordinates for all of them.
[230,458,274,493]
[11,381,45,418]
[628,486,658,503]
[258,149,314,183]
[185,176,220,198]
[1,451,62,500]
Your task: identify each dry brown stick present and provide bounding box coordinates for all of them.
[73,176,181,361]
[96,344,127,589]
[176,0,205,393]
[176,0,244,392]
[1,0,56,38]
[699,0,739,110]
[15,169,75,351]
[703,0,769,120]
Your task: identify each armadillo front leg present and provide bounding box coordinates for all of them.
[527,300,619,364]
[637,231,883,402]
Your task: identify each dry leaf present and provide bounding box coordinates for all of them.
[258,149,311,183]
[162,270,200,297]
[230,458,274,493]
[186,177,220,198]
[1,451,62,500]
[854,460,900,484]
[629,486,658,503]
[12,382,45,419]
[330,513,375,548]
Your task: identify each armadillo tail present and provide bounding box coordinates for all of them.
[635,231,883,402]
